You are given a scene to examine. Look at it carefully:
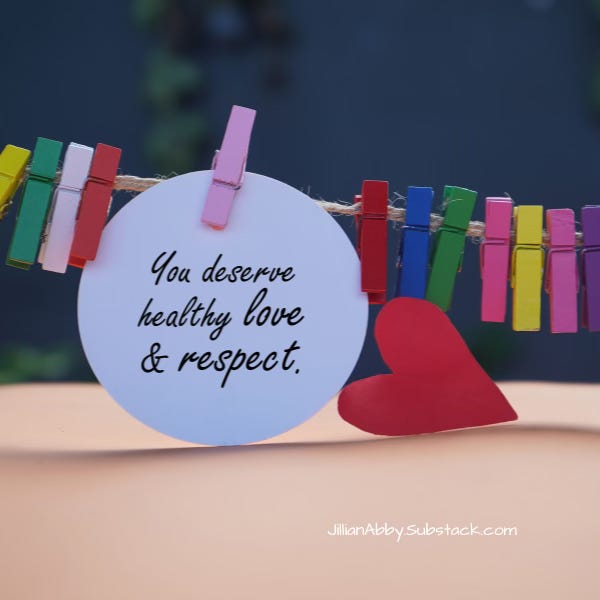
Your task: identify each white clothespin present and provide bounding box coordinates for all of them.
[40,143,94,273]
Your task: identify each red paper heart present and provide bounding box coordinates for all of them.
[338,297,517,435]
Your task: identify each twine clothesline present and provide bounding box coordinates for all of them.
[67,172,586,247]
[111,174,485,238]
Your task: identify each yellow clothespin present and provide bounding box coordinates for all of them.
[511,205,544,331]
[0,145,31,220]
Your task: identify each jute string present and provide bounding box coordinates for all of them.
[19,171,583,248]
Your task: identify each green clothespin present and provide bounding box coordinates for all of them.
[425,185,477,311]
[7,137,63,270]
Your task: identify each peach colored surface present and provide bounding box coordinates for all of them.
[0,382,599,599]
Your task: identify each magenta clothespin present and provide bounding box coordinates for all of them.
[544,208,579,333]
[544,209,578,333]
[201,105,256,229]
[480,197,513,322]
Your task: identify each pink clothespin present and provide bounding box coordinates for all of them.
[544,208,578,333]
[480,198,513,322]
[201,105,256,229]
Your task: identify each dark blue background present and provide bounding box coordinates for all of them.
[0,0,598,382]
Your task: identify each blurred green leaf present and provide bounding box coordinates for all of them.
[132,0,171,29]
[0,345,80,384]
[143,49,204,110]
[465,324,517,379]
[145,112,209,172]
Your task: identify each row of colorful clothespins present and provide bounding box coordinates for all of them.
[2,137,598,334]
[0,138,121,273]
[355,181,599,333]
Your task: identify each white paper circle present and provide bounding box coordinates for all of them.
[78,172,368,445]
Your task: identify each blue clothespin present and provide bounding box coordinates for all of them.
[395,186,433,298]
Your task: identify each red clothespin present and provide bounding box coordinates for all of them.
[69,144,121,268]
[201,105,256,229]
[480,197,513,322]
[355,180,388,304]
[544,209,578,333]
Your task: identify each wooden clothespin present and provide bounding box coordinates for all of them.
[0,144,31,220]
[581,205,600,332]
[395,186,433,299]
[7,137,63,269]
[355,180,388,304]
[544,209,577,333]
[69,143,121,268]
[480,197,513,322]
[426,186,477,311]
[201,105,256,229]
[40,143,94,273]
[511,205,544,331]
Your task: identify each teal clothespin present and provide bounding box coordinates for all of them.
[7,137,63,270]
[425,185,477,311]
